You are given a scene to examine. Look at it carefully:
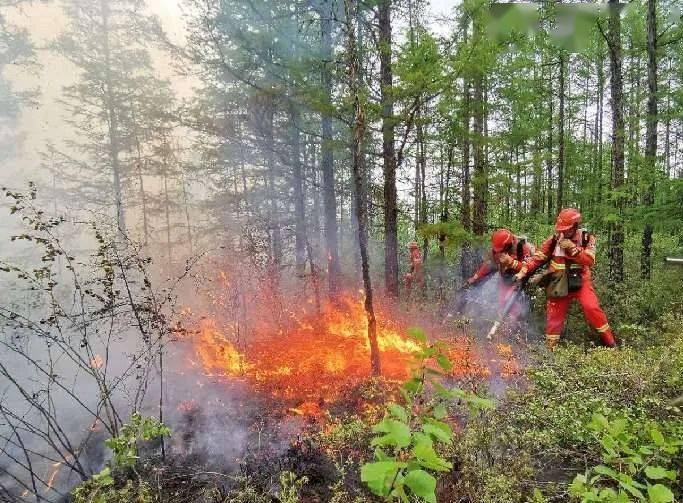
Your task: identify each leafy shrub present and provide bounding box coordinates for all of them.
[570,414,681,502]
[360,327,493,502]
[71,413,170,502]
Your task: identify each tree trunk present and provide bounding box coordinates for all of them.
[345,0,381,376]
[290,107,307,274]
[417,109,428,260]
[378,0,399,298]
[472,72,487,236]
[100,0,125,233]
[180,173,194,256]
[546,60,554,222]
[596,47,605,214]
[460,80,471,232]
[320,0,341,297]
[162,147,173,272]
[557,52,565,213]
[264,97,282,267]
[608,0,625,282]
[641,0,657,279]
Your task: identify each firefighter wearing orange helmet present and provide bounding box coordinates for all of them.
[466,229,534,322]
[515,208,616,348]
[404,241,425,293]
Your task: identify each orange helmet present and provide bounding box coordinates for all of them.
[555,208,582,232]
[408,241,419,249]
[491,229,516,253]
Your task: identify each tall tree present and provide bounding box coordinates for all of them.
[319,0,342,297]
[378,0,399,298]
[344,0,380,376]
[55,0,165,234]
[641,0,658,278]
[606,0,625,282]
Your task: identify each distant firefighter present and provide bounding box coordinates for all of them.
[515,208,616,349]
[404,241,425,294]
[466,229,534,324]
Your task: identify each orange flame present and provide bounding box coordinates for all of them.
[189,293,520,416]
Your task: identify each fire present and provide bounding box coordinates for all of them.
[189,293,521,416]
[196,319,250,375]
[193,296,419,406]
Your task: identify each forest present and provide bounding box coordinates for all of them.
[0,0,682,502]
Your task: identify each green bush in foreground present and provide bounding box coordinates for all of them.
[71,413,170,503]
[570,413,681,502]
[360,327,493,502]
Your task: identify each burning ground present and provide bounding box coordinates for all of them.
[164,272,527,475]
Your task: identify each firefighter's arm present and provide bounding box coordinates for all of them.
[564,234,597,267]
[521,236,554,276]
[468,261,493,285]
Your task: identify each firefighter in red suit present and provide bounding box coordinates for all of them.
[466,229,534,323]
[404,241,425,293]
[514,208,616,349]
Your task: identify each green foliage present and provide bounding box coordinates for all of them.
[570,414,681,502]
[360,327,493,502]
[71,413,171,502]
[72,477,153,503]
[105,412,171,469]
[279,471,309,503]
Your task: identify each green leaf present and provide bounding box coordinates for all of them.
[372,419,412,448]
[618,479,644,500]
[388,403,408,423]
[435,354,453,372]
[649,427,665,446]
[644,466,669,480]
[647,484,674,503]
[432,404,447,420]
[413,437,452,472]
[406,327,427,344]
[593,464,619,480]
[404,469,437,503]
[422,419,453,444]
[403,377,422,394]
[361,461,402,497]
[589,413,609,432]
[374,447,391,461]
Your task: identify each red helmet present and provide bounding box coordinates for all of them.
[491,229,516,253]
[555,208,582,232]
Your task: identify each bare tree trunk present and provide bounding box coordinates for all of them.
[417,109,428,260]
[596,47,605,213]
[460,80,471,233]
[180,173,194,255]
[378,0,399,298]
[101,0,125,233]
[320,0,341,297]
[264,98,282,268]
[472,72,487,236]
[641,0,657,278]
[162,146,173,272]
[345,0,380,376]
[290,107,307,274]
[557,52,565,213]
[546,60,554,221]
[607,0,625,282]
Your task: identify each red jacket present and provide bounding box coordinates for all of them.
[470,240,534,284]
[525,229,597,280]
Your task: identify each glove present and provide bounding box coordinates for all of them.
[498,253,513,268]
[559,239,576,251]
[513,271,526,283]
